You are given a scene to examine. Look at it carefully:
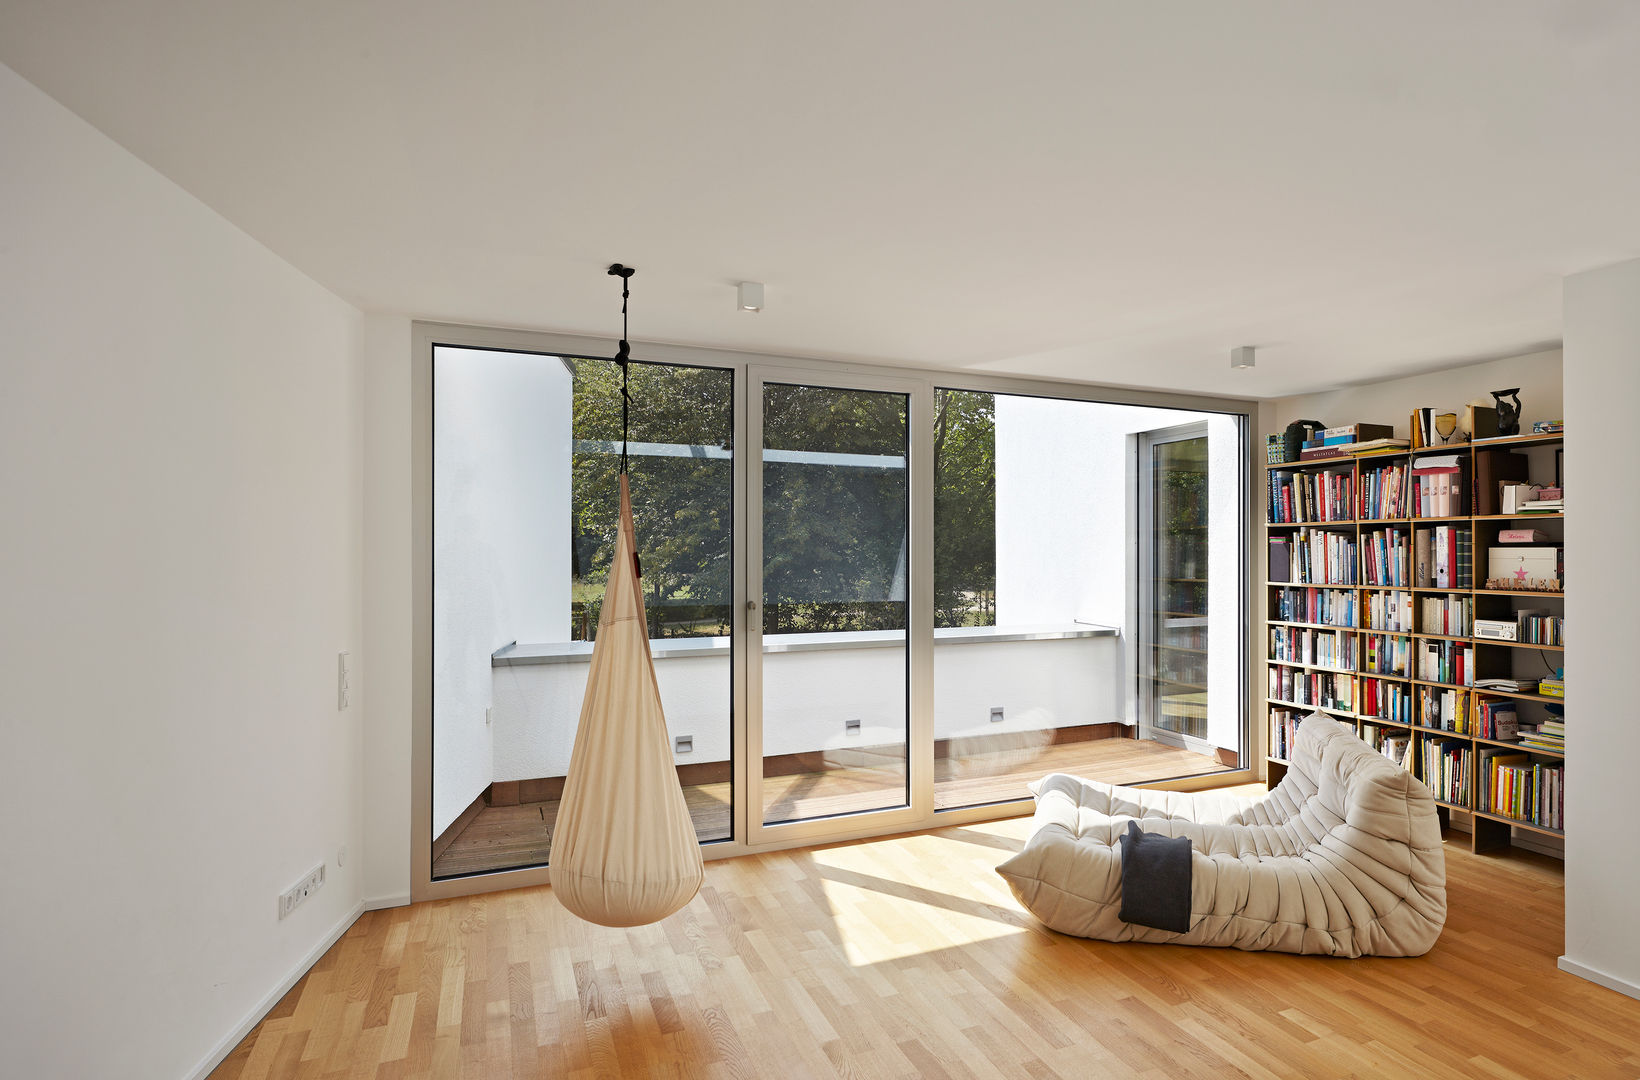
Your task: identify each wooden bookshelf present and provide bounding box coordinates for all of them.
[1264,432,1564,856]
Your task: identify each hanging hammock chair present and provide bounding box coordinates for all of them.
[548,266,705,927]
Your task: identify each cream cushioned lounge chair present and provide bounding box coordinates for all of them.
[996,713,1447,956]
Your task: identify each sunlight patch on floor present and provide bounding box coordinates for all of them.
[810,834,1027,966]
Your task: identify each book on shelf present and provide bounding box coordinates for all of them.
[1320,423,1395,445]
[1346,437,1412,454]
[1538,678,1565,699]
[1476,698,1518,741]
[1364,589,1413,632]
[1411,461,1464,517]
[1475,677,1532,692]
[1420,593,1472,636]
[1498,528,1545,543]
[1272,584,1356,625]
[1268,536,1291,583]
[1421,687,1471,734]
[1417,639,1474,686]
[1359,461,1409,519]
[1515,609,1563,646]
[1421,736,1473,804]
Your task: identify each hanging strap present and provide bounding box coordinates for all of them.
[607,263,635,475]
[607,263,639,578]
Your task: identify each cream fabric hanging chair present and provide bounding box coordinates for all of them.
[548,474,705,926]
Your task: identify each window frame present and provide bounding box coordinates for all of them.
[410,321,1255,903]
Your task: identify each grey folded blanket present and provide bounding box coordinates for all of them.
[1118,819,1193,933]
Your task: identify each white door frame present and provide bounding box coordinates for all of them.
[742,365,933,848]
[1136,421,1217,754]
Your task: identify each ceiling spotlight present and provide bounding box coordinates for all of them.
[737,281,764,313]
[1231,346,1256,370]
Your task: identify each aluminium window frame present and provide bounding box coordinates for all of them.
[410,320,1258,904]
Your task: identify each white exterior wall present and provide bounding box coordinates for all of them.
[1562,262,1640,999]
[995,396,1243,751]
[490,634,1118,780]
[432,348,571,836]
[0,62,367,1080]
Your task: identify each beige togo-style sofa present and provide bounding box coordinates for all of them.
[996,713,1447,956]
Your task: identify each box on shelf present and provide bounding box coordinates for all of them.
[1486,546,1561,590]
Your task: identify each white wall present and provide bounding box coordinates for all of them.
[362,314,413,906]
[1562,260,1640,998]
[995,397,1242,751]
[0,60,366,1080]
[995,397,1183,627]
[1267,347,1563,440]
[431,348,571,836]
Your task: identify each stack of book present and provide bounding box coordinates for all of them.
[1419,594,1472,636]
[1521,487,1564,514]
[1418,639,1474,686]
[1363,590,1412,632]
[1480,749,1563,828]
[1421,687,1471,734]
[1362,527,1410,587]
[1269,626,1357,669]
[1515,720,1565,753]
[1516,609,1563,645]
[1272,585,1356,626]
[1288,528,1357,585]
[1414,525,1471,588]
[1299,423,1394,455]
[1422,736,1473,804]
[1268,469,1355,522]
[1360,678,1413,724]
[1361,633,1410,677]
[1269,708,1300,759]
[1476,698,1518,740]
[1412,454,1465,516]
[1538,677,1565,699]
[1358,462,1409,518]
[1268,667,1355,711]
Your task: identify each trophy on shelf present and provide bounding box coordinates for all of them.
[1492,388,1522,436]
[1434,412,1460,445]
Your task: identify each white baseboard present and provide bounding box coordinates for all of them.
[1558,955,1640,1001]
[184,900,365,1080]
[364,892,411,911]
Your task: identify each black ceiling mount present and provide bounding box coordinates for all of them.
[607,263,636,473]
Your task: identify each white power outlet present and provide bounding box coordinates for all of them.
[278,863,327,920]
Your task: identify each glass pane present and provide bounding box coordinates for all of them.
[1148,435,1211,741]
[761,383,908,824]
[432,348,733,880]
[932,393,1239,811]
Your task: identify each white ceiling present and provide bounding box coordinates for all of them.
[3,1,1637,398]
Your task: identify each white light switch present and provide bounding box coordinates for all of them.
[338,651,350,711]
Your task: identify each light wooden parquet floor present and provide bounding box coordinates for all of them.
[214,816,1640,1080]
[434,737,1228,878]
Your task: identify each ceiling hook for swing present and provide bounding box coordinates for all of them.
[607,263,634,365]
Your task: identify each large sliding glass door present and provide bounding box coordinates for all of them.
[418,326,1249,898]
[749,371,920,837]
